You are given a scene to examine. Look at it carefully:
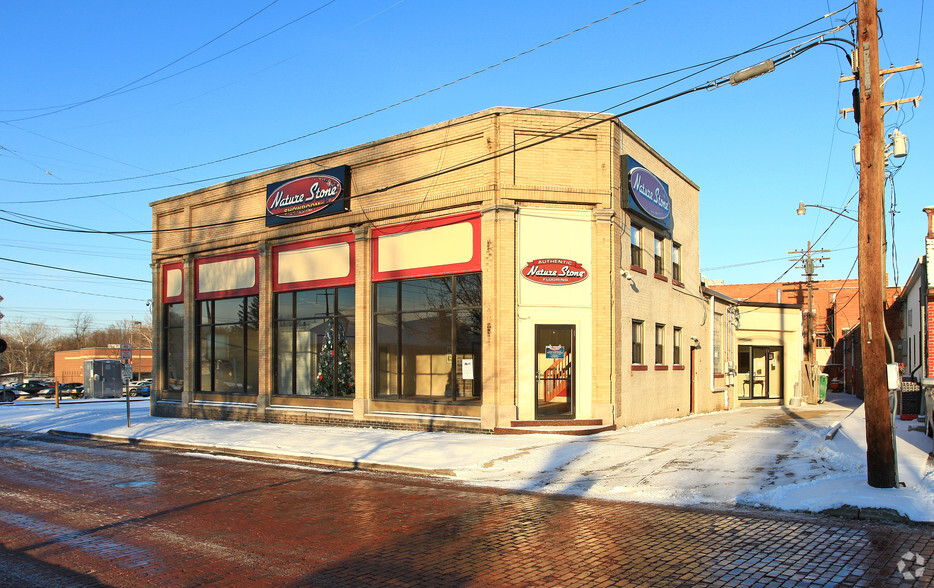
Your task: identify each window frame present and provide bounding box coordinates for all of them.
[672,243,682,283]
[654,235,665,276]
[196,295,259,394]
[632,320,644,365]
[673,327,683,366]
[274,286,355,398]
[630,225,643,269]
[373,273,482,403]
[655,323,666,365]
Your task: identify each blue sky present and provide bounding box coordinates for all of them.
[0,0,930,334]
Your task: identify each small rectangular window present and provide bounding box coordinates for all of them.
[632,320,644,364]
[673,327,682,365]
[654,235,665,276]
[672,243,682,283]
[655,324,665,365]
[631,225,643,268]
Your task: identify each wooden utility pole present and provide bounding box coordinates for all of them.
[789,243,829,404]
[856,0,897,488]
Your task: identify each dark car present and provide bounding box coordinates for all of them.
[0,385,17,403]
[13,382,54,397]
[58,382,84,399]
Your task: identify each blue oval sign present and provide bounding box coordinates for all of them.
[629,167,670,220]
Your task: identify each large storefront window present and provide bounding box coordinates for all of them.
[275,286,355,397]
[374,273,481,401]
[197,296,259,393]
[163,303,184,391]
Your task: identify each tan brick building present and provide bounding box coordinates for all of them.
[149,107,722,432]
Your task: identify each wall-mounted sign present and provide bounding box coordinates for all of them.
[624,156,673,234]
[629,167,670,220]
[545,345,565,359]
[522,258,589,285]
[265,165,350,227]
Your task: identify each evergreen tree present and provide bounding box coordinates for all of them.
[315,318,354,396]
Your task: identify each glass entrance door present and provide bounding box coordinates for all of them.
[738,345,783,399]
[535,324,574,419]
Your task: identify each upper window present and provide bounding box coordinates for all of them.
[630,225,643,269]
[374,273,482,402]
[654,235,665,276]
[632,320,644,364]
[672,243,682,283]
[197,296,259,394]
[275,286,355,397]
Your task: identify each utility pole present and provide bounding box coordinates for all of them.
[790,243,829,404]
[855,0,896,488]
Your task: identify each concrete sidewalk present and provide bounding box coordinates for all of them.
[2,392,932,521]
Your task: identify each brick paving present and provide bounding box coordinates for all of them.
[0,429,931,587]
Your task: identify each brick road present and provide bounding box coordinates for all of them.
[0,429,931,587]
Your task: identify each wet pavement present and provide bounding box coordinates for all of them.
[0,429,931,587]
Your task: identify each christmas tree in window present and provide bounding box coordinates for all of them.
[315,318,354,396]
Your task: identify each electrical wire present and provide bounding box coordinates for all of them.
[0,278,149,301]
[0,257,149,283]
[0,20,857,237]
[0,1,344,122]
[0,3,848,193]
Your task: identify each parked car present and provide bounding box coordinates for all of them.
[13,382,54,397]
[0,385,18,403]
[134,383,151,397]
[128,379,151,392]
[58,382,84,399]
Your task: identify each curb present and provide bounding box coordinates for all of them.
[818,504,911,523]
[46,430,457,478]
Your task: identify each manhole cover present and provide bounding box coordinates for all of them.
[113,480,157,488]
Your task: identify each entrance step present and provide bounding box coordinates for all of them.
[738,399,783,407]
[493,419,616,436]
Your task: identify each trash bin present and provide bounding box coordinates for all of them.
[818,374,828,404]
[900,381,921,420]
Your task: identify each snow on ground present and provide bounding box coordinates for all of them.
[1,393,932,521]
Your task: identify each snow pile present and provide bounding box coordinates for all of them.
[739,404,934,521]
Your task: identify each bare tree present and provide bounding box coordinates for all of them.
[69,312,94,349]
[5,318,54,376]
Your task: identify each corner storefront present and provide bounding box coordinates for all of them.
[150,107,712,432]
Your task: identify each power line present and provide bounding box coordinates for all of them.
[0,0,652,189]
[0,278,149,302]
[0,257,149,284]
[0,22,854,239]
[0,0,339,122]
[0,1,845,195]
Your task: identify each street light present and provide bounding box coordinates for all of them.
[796,201,858,223]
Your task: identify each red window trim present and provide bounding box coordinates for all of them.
[371,212,481,282]
[654,364,669,370]
[272,233,355,292]
[654,273,668,282]
[629,265,647,275]
[672,279,685,288]
[162,261,184,304]
[673,365,686,371]
[195,251,259,300]
[631,364,648,371]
